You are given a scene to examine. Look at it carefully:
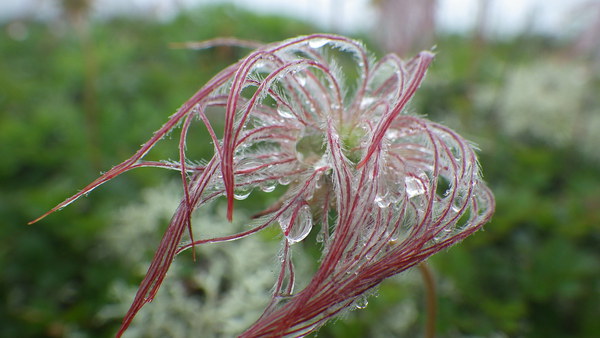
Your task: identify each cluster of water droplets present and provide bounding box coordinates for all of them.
[232,156,281,200]
[369,155,399,209]
[373,176,399,209]
[373,167,429,210]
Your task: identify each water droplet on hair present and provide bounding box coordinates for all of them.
[260,181,277,193]
[360,96,376,109]
[316,231,325,243]
[236,158,262,172]
[354,296,369,309]
[278,176,292,186]
[308,38,328,49]
[296,75,307,87]
[374,192,392,208]
[234,186,252,200]
[277,105,295,119]
[253,61,269,72]
[405,176,426,198]
[385,129,400,140]
[313,172,325,188]
[285,205,313,244]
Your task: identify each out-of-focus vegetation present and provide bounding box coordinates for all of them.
[1,4,598,337]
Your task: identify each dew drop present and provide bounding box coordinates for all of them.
[253,61,269,72]
[374,171,401,208]
[296,75,307,87]
[316,231,325,243]
[277,105,295,119]
[236,158,262,172]
[304,187,315,201]
[388,231,399,243]
[374,192,392,208]
[233,186,253,200]
[385,129,400,140]
[360,96,376,109]
[354,296,369,309]
[314,173,324,188]
[308,38,328,49]
[260,181,277,193]
[285,205,313,244]
[278,176,292,186]
[405,176,426,198]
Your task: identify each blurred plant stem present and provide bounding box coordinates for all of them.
[419,262,436,338]
[79,23,102,170]
[64,0,103,170]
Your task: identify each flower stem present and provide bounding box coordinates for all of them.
[418,262,436,338]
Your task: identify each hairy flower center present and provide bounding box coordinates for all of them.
[295,123,366,167]
[340,124,366,164]
[295,127,325,165]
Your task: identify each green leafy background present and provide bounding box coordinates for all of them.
[1,4,598,337]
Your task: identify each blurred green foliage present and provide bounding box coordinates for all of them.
[1,4,598,338]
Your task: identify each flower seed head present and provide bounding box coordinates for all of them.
[32,34,495,337]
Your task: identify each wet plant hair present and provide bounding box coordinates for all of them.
[31,34,494,337]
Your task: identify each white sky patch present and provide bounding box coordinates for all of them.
[0,0,593,36]
[208,0,377,32]
[436,0,480,33]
